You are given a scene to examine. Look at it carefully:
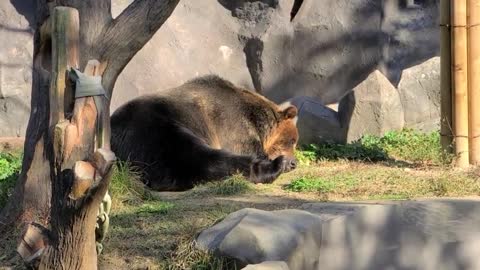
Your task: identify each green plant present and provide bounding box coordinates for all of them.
[295,129,451,165]
[296,141,387,162]
[376,129,452,164]
[136,201,175,215]
[0,152,22,209]
[285,176,336,193]
[110,161,148,202]
[295,148,317,165]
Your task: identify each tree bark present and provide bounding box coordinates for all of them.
[0,0,52,228]
[1,0,179,269]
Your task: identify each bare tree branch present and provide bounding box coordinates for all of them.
[98,0,180,95]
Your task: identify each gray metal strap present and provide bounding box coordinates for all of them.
[69,68,107,99]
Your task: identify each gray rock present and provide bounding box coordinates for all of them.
[398,57,441,132]
[197,199,480,270]
[289,96,344,145]
[242,261,290,270]
[339,70,405,142]
[307,200,480,270]
[110,0,254,108]
[196,208,326,270]
[264,0,384,104]
[0,97,30,137]
[379,0,440,85]
[0,0,33,137]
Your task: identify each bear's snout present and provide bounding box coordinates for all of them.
[284,157,297,172]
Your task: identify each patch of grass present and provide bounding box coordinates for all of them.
[374,129,453,164]
[193,174,254,196]
[0,152,22,209]
[136,201,175,215]
[285,176,337,193]
[314,141,387,161]
[295,129,452,165]
[281,164,480,200]
[110,161,150,205]
[296,139,388,164]
[295,147,317,166]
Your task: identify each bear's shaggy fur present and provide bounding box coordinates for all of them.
[111,75,299,191]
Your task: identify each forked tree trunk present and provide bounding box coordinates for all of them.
[0,1,179,269]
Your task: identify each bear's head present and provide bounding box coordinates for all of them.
[264,103,299,172]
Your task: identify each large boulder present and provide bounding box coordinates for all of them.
[290,70,407,145]
[289,96,344,144]
[292,70,406,145]
[339,70,405,142]
[196,208,327,270]
[197,199,480,270]
[398,57,441,132]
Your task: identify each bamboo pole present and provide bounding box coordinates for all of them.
[452,0,470,168]
[440,0,453,153]
[468,0,480,165]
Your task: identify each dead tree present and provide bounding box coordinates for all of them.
[0,1,179,269]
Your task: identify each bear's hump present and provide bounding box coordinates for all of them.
[185,75,237,90]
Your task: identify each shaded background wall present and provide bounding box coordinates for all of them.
[0,0,440,143]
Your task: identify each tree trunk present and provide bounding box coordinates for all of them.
[1,0,180,269]
[0,0,52,229]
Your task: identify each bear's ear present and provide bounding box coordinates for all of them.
[279,102,297,120]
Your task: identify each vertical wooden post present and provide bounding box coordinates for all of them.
[49,8,80,127]
[468,0,480,165]
[440,0,453,153]
[452,0,470,168]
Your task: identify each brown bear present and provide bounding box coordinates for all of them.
[111,75,299,191]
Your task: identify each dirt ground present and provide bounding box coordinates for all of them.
[0,137,24,153]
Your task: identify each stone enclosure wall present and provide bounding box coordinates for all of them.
[0,0,440,144]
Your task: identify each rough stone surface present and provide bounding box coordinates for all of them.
[398,57,441,132]
[0,0,440,137]
[339,70,405,142]
[242,261,290,270]
[289,96,344,144]
[308,200,480,270]
[197,199,480,270]
[0,0,33,137]
[197,208,327,270]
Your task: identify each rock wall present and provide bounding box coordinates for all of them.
[0,0,440,139]
[0,0,34,137]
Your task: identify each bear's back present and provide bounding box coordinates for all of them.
[171,76,280,152]
[112,75,280,155]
